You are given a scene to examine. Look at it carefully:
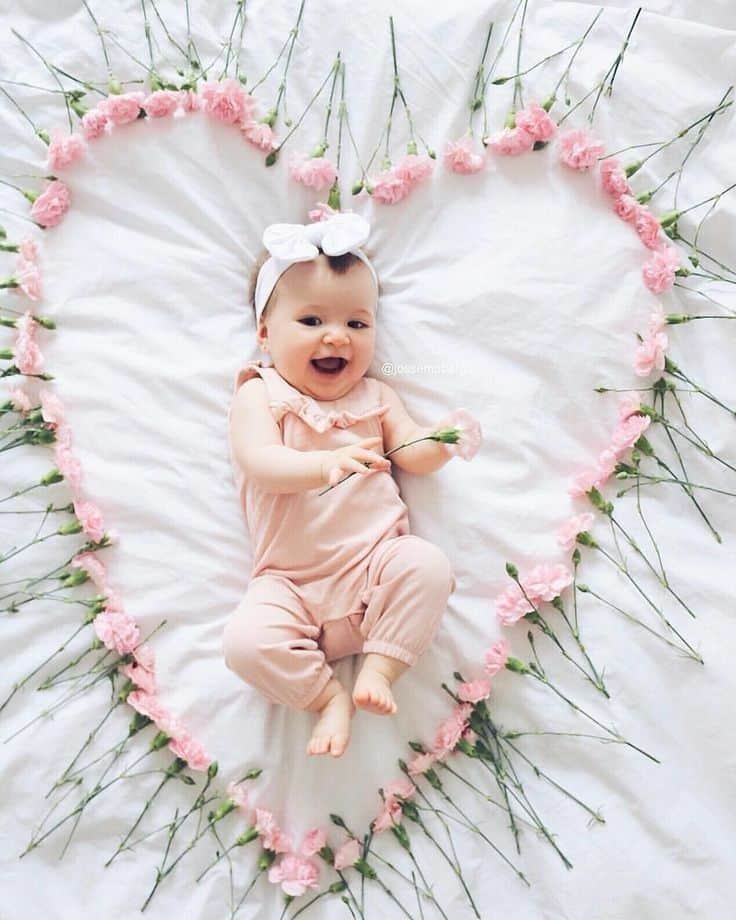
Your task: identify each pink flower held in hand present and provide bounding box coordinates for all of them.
[369,169,411,204]
[598,157,632,198]
[301,826,327,856]
[434,408,482,460]
[288,153,338,191]
[557,512,595,553]
[495,583,536,626]
[268,854,320,897]
[457,678,491,703]
[486,126,535,156]
[30,180,71,228]
[557,127,605,170]
[634,330,668,376]
[101,91,146,125]
[334,837,361,870]
[94,607,140,654]
[514,103,557,142]
[241,119,276,151]
[394,153,434,185]
[143,90,181,118]
[73,499,106,541]
[169,732,212,772]
[483,638,510,676]
[443,135,485,174]
[634,206,665,250]
[642,246,681,293]
[46,130,87,170]
[521,563,573,602]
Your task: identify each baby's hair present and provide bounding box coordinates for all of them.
[248,245,378,323]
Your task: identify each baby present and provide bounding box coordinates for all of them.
[223,212,478,758]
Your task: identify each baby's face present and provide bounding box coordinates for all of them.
[256,254,377,401]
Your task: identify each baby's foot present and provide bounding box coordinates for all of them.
[352,666,397,715]
[307,689,355,757]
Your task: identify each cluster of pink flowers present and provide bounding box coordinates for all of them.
[569,391,652,497]
[36,388,83,492]
[495,563,574,626]
[366,150,435,204]
[126,683,212,772]
[487,102,558,156]
[9,237,42,300]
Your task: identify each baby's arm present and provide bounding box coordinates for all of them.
[379,380,452,476]
[231,380,388,494]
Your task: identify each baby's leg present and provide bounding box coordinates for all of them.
[354,535,456,715]
[222,575,354,757]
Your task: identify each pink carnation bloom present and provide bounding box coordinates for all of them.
[73,498,106,542]
[169,732,212,772]
[634,330,668,376]
[255,809,293,853]
[301,826,327,856]
[241,119,276,151]
[199,78,253,125]
[598,157,632,198]
[634,206,665,250]
[407,751,437,776]
[373,796,403,833]
[122,660,158,694]
[568,464,611,498]
[557,128,605,170]
[495,583,535,626]
[614,193,639,223]
[94,607,140,654]
[15,334,44,374]
[457,678,491,703]
[556,512,595,552]
[334,837,361,870]
[370,169,411,204]
[268,854,320,898]
[101,92,146,125]
[71,550,107,587]
[133,643,156,674]
[308,201,338,222]
[646,303,666,335]
[642,246,681,293]
[432,702,473,758]
[483,638,510,676]
[384,778,416,800]
[437,407,482,460]
[178,90,202,113]
[521,563,573,603]
[81,108,111,141]
[514,103,557,142]
[53,444,83,491]
[486,126,535,156]
[610,413,651,453]
[143,90,181,118]
[30,180,71,228]
[394,153,434,184]
[226,780,250,812]
[46,130,87,170]
[39,389,66,427]
[9,387,32,413]
[13,259,42,300]
[126,689,170,724]
[288,153,338,191]
[618,393,643,422]
[442,135,485,174]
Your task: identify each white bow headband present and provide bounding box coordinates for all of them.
[254,212,379,324]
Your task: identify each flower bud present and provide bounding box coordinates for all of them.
[636,191,653,204]
[108,78,123,95]
[36,129,51,146]
[329,881,348,894]
[210,800,236,822]
[505,656,530,674]
[58,520,83,535]
[208,761,219,778]
[265,150,278,167]
[351,181,364,195]
[353,859,377,879]
[541,94,556,112]
[330,813,348,829]
[624,160,642,177]
[235,827,259,846]
[659,210,680,228]
[505,562,518,578]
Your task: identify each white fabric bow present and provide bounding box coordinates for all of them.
[262,212,371,262]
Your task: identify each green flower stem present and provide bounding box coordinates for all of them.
[478,0,527,138]
[511,0,529,111]
[221,1,247,80]
[389,823,449,920]
[268,56,341,162]
[664,359,736,417]
[546,10,603,112]
[617,473,736,499]
[467,19,494,132]
[577,582,691,656]
[229,858,272,920]
[10,28,72,133]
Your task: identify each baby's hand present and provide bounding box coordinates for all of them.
[320,437,391,488]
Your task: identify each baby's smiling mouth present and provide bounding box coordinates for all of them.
[311,357,348,375]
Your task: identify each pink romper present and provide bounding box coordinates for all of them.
[222,360,456,710]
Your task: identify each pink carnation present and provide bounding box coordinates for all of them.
[370,169,411,204]
[557,128,605,170]
[618,393,643,422]
[94,607,140,654]
[199,78,253,125]
[394,153,434,185]
[73,499,106,541]
[46,130,87,170]
[614,193,639,223]
[143,90,181,118]
[610,413,651,453]
[407,751,437,776]
[178,90,202,113]
[384,778,416,800]
[483,638,510,676]
[521,563,573,602]
[133,643,156,674]
[495,583,536,626]
[634,206,665,250]
[634,330,668,376]
[556,512,595,552]
[255,809,293,853]
[568,464,612,498]
[642,246,681,293]
[101,92,146,125]
[169,731,212,772]
[334,837,361,870]
[432,702,473,758]
[598,157,632,198]
[8,387,32,413]
[308,201,338,222]
[287,153,338,191]
[437,407,482,460]
[442,135,485,174]
[300,826,327,856]
[30,180,71,228]
[71,550,107,587]
[514,103,557,142]
[121,660,158,694]
[81,108,110,141]
[373,796,403,833]
[13,259,42,300]
[457,678,491,703]
[39,388,66,427]
[126,689,170,724]
[226,780,250,812]
[241,119,276,151]
[486,126,535,156]
[268,854,320,898]
[53,443,83,491]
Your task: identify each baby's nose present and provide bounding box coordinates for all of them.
[322,327,350,344]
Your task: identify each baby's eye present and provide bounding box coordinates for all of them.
[299,317,321,326]
[348,321,368,329]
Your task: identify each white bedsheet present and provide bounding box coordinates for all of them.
[1,1,735,917]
